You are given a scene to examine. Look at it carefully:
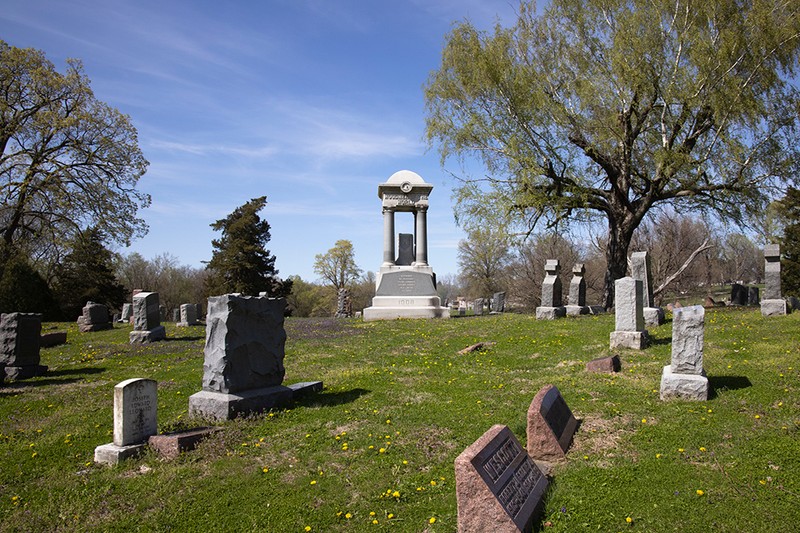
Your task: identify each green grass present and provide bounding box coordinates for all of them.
[1,308,798,532]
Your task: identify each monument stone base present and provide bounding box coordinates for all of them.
[535,306,566,320]
[644,307,665,326]
[188,385,294,421]
[129,325,166,344]
[4,364,48,380]
[609,330,648,350]
[659,365,708,401]
[363,266,448,321]
[589,305,606,315]
[760,299,787,317]
[565,305,589,316]
[94,442,146,465]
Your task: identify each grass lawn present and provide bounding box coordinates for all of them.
[1,307,798,532]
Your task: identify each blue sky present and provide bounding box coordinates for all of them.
[2,0,519,282]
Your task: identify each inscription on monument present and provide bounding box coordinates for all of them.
[471,427,546,530]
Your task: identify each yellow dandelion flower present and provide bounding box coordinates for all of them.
[755,414,761,419]
[641,418,647,424]
[304,526,311,532]
[626,517,632,523]
[379,448,386,454]
[372,519,379,525]
[392,490,400,498]
[388,513,394,519]
[370,511,376,517]
[310,480,317,485]
[429,517,437,524]
[699,447,707,452]
[696,489,704,496]
[345,513,352,519]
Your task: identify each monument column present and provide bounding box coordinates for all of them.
[382,207,395,266]
[415,206,428,266]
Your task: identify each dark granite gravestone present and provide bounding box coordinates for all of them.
[0,313,47,380]
[526,385,578,461]
[455,425,548,533]
[396,232,414,266]
[491,291,506,314]
[747,286,760,306]
[730,283,748,305]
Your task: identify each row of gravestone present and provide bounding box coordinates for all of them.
[453,292,507,316]
[456,298,710,531]
[95,294,322,465]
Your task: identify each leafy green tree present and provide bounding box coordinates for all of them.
[457,228,512,299]
[285,275,326,317]
[52,228,127,319]
[205,196,292,298]
[313,240,362,291]
[778,187,800,296]
[425,0,800,308]
[0,248,58,318]
[0,41,150,259]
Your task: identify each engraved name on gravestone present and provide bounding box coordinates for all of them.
[456,425,548,533]
[114,378,157,447]
[526,384,578,461]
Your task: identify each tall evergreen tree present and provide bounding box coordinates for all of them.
[205,196,292,298]
[0,246,58,318]
[778,187,800,297]
[52,228,127,319]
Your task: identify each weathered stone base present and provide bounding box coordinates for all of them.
[4,364,48,380]
[94,442,146,465]
[659,365,708,401]
[129,325,166,344]
[588,305,606,315]
[644,307,665,327]
[363,296,449,321]
[609,330,648,350]
[148,427,218,459]
[761,299,788,317]
[565,305,589,316]
[189,386,293,420]
[535,306,566,320]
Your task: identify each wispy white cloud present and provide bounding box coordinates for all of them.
[148,140,279,158]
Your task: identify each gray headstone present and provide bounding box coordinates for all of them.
[671,305,704,374]
[132,292,161,331]
[455,425,548,533]
[526,384,578,461]
[82,302,109,324]
[0,313,42,369]
[630,251,654,307]
[491,292,506,313]
[764,244,781,300]
[472,298,484,316]
[113,378,157,447]
[396,233,414,266]
[541,259,562,307]
[201,294,286,394]
[568,263,586,306]
[180,303,199,325]
[747,286,760,306]
[614,277,644,332]
[120,303,133,321]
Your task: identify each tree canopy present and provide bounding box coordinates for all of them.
[313,239,362,291]
[425,0,800,307]
[205,196,292,298]
[0,41,150,259]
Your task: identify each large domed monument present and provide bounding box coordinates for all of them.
[362,170,449,321]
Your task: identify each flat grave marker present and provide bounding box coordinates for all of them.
[526,384,578,461]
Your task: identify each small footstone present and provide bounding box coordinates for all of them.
[148,427,219,459]
[586,355,620,373]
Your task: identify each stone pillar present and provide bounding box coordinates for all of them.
[660,306,708,400]
[566,263,589,316]
[762,244,787,316]
[630,251,664,326]
[536,259,566,319]
[609,277,648,349]
[382,207,395,266]
[415,207,428,266]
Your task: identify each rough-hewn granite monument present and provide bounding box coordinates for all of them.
[660,305,708,400]
[761,244,787,316]
[0,313,47,380]
[363,171,448,321]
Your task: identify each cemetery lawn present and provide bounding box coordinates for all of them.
[2,309,799,532]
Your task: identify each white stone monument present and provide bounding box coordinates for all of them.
[610,277,648,349]
[660,305,708,400]
[363,171,448,321]
[94,378,158,465]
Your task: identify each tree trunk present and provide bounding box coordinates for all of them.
[602,217,636,310]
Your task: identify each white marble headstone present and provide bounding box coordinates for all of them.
[113,378,157,446]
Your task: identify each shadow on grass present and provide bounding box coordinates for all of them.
[163,335,204,342]
[293,387,370,408]
[1,367,107,390]
[709,375,752,399]
[47,367,105,377]
[647,335,672,346]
